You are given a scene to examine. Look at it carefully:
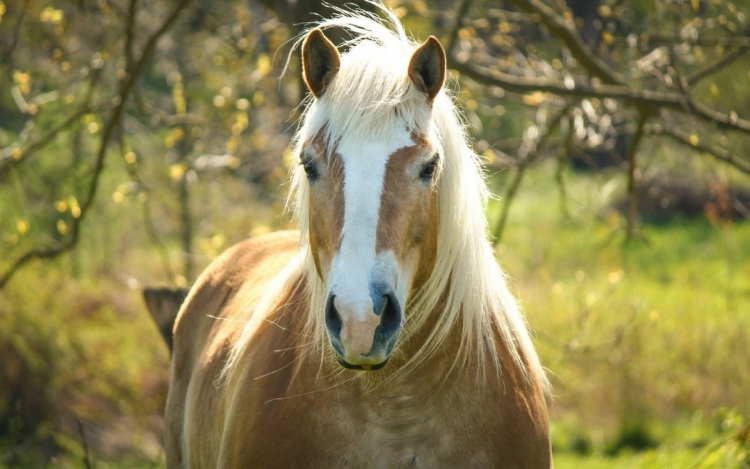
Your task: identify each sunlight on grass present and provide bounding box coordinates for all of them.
[489,163,750,466]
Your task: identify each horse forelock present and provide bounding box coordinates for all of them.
[282,6,549,391]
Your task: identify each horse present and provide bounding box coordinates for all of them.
[164,6,551,468]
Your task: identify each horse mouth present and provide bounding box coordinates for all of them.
[337,358,389,371]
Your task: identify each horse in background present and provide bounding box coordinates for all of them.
[143,287,188,353]
[164,6,551,468]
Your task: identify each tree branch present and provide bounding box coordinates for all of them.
[117,127,177,285]
[447,57,750,135]
[0,0,191,290]
[640,33,750,48]
[446,0,472,54]
[1,1,29,80]
[503,0,624,85]
[555,119,574,221]
[651,125,750,175]
[0,68,106,175]
[687,44,750,86]
[625,111,649,244]
[493,105,571,244]
[124,0,139,74]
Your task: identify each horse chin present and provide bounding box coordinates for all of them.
[337,357,389,371]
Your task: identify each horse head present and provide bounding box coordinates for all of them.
[298,28,446,370]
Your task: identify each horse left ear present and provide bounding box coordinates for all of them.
[408,36,446,103]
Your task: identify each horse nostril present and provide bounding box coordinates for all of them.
[377,291,402,338]
[325,294,342,338]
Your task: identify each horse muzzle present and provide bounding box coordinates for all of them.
[324,284,403,370]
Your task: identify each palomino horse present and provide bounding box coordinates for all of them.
[165,7,551,468]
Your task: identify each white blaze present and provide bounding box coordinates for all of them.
[329,123,413,318]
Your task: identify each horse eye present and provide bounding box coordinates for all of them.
[301,159,318,181]
[420,158,438,181]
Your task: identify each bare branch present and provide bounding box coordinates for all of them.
[124,0,139,74]
[687,45,750,86]
[117,128,177,285]
[625,111,649,244]
[76,420,93,469]
[448,58,750,135]
[1,1,29,79]
[492,164,526,245]
[652,125,750,175]
[503,0,624,85]
[0,68,107,175]
[642,33,750,48]
[555,120,574,221]
[446,0,471,54]
[0,0,191,290]
[0,101,114,175]
[493,105,571,244]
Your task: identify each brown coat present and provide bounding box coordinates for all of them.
[165,232,551,468]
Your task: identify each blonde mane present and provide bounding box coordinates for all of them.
[226,4,548,391]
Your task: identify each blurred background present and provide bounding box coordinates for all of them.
[1,0,749,467]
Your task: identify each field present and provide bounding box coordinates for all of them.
[2,158,749,468]
[502,165,750,467]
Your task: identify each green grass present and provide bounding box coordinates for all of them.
[2,158,749,466]
[487,163,750,467]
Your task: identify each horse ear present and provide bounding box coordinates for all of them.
[408,36,446,103]
[302,28,341,98]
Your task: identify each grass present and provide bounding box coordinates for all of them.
[489,162,750,467]
[2,158,749,467]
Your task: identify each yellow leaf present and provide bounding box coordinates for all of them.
[607,270,624,284]
[57,219,68,235]
[483,149,496,165]
[55,200,68,212]
[68,196,81,218]
[170,163,186,181]
[256,54,271,76]
[16,220,28,235]
[522,92,545,106]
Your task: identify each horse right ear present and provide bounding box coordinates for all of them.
[302,28,341,98]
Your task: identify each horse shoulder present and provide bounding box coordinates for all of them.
[165,231,300,469]
[484,342,552,467]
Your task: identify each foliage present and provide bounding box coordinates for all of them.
[1,0,750,466]
[0,261,170,466]
[500,162,750,467]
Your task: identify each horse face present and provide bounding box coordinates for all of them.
[301,29,445,370]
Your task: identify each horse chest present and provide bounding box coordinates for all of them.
[283,386,492,468]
